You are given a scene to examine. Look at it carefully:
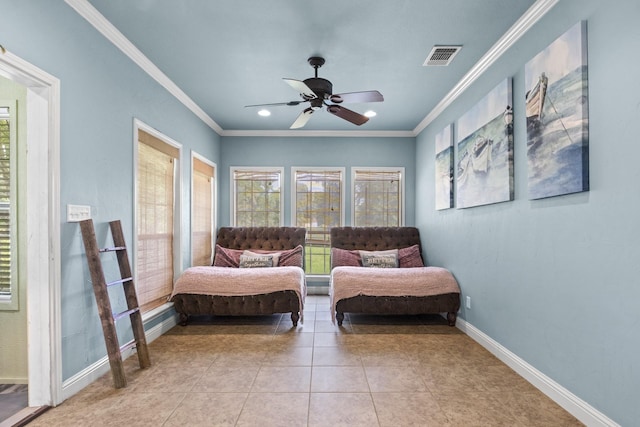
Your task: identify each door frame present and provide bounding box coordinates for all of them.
[0,51,62,406]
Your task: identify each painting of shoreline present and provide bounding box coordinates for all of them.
[456,79,514,209]
[435,124,453,210]
[525,21,589,199]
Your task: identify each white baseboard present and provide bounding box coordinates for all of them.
[61,312,178,401]
[456,318,619,427]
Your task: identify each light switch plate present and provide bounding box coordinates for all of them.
[67,204,91,222]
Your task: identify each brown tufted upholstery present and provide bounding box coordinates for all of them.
[172,227,306,326]
[330,226,460,326]
[330,227,421,269]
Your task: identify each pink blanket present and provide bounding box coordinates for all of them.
[330,266,460,321]
[171,266,306,320]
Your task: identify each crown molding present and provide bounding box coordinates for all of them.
[413,0,559,135]
[220,129,415,138]
[64,0,224,135]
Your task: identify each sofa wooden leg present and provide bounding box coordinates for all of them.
[179,313,189,326]
[336,312,344,326]
[291,312,299,327]
[447,312,457,326]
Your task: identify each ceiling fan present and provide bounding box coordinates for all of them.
[245,57,384,129]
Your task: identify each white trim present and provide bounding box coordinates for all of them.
[413,0,559,135]
[229,166,285,227]
[457,318,619,427]
[350,166,405,226]
[221,129,415,138]
[61,313,178,401]
[64,0,223,135]
[0,50,62,407]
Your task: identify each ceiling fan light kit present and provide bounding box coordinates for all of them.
[246,56,384,129]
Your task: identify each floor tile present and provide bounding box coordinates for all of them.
[365,366,428,392]
[251,366,311,392]
[311,366,369,392]
[163,392,247,426]
[308,393,379,427]
[236,392,309,426]
[372,392,452,426]
[192,366,259,392]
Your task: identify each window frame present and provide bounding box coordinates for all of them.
[230,166,284,227]
[0,100,18,310]
[291,166,345,277]
[190,151,216,267]
[133,119,182,316]
[351,166,405,227]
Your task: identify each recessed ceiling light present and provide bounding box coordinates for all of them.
[364,110,377,118]
[258,109,271,117]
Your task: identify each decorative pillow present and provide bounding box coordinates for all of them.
[331,247,361,267]
[238,254,273,268]
[241,245,304,268]
[243,250,281,266]
[212,245,243,267]
[359,249,399,268]
[397,244,425,268]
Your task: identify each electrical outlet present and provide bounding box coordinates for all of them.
[466,296,471,309]
[67,204,91,222]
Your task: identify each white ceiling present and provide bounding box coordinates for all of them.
[79,0,545,135]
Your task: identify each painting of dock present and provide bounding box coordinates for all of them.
[435,124,453,210]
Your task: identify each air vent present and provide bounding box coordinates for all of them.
[423,46,462,66]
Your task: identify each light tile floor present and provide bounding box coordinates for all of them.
[28,295,583,426]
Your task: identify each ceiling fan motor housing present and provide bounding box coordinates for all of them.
[303,77,332,101]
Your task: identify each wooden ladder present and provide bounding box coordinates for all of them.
[79,219,151,388]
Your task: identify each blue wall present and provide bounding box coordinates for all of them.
[1,2,221,381]
[220,136,416,227]
[415,0,639,424]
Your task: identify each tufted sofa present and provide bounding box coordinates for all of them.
[171,227,306,326]
[330,226,460,326]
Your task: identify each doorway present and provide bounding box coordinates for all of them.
[0,49,62,418]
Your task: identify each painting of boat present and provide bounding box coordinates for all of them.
[525,72,548,123]
[470,136,492,173]
[456,79,514,208]
[525,21,589,200]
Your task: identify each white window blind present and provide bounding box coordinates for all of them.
[0,104,16,305]
[353,168,403,227]
[137,129,178,312]
[232,168,282,227]
[192,157,214,266]
[294,169,343,275]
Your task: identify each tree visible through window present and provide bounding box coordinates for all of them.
[353,168,403,226]
[232,168,282,227]
[294,168,343,275]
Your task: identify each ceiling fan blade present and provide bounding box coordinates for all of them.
[283,78,317,100]
[290,108,314,129]
[326,105,369,126]
[330,90,384,104]
[245,100,305,108]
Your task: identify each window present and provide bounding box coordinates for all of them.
[191,153,215,266]
[293,168,344,275]
[352,168,404,226]
[0,102,17,309]
[231,167,283,227]
[135,125,181,313]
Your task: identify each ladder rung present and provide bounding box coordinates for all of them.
[99,246,126,253]
[106,277,133,288]
[120,339,136,352]
[113,307,140,321]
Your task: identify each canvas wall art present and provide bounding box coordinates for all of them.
[435,124,453,210]
[456,79,514,209]
[525,21,589,199]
